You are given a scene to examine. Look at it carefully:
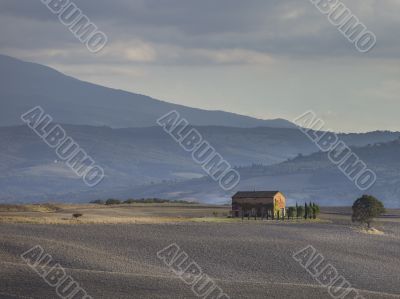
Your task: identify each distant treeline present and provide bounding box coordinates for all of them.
[90,198,197,205]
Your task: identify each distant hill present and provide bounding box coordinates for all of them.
[0,124,398,204]
[1,54,399,206]
[0,54,294,128]
[112,138,400,208]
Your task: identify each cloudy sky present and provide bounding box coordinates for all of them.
[0,0,399,132]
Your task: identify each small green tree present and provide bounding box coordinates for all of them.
[90,199,104,205]
[288,207,296,220]
[124,199,137,204]
[105,199,121,205]
[352,195,385,228]
[304,203,308,219]
[308,202,313,219]
[312,203,320,219]
[297,206,304,219]
[311,203,316,219]
[72,213,83,219]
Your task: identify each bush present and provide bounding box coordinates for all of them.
[297,205,304,219]
[304,203,308,219]
[352,195,385,228]
[95,198,197,205]
[212,211,219,217]
[308,202,313,219]
[125,198,197,204]
[90,200,105,205]
[105,199,122,205]
[287,207,296,219]
[123,199,137,204]
[72,213,83,219]
[312,203,320,219]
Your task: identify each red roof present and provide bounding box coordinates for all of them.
[232,191,280,198]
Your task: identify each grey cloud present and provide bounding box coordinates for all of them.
[0,0,399,64]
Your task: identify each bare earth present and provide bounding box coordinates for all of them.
[0,204,399,299]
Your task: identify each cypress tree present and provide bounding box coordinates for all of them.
[312,203,316,219]
[304,203,308,219]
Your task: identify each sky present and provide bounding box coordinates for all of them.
[0,0,399,132]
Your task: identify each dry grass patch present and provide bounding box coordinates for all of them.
[357,227,385,235]
[0,215,192,225]
[0,203,62,213]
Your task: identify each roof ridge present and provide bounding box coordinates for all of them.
[232,191,281,198]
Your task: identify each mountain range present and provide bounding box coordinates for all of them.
[0,55,293,128]
[111,138,400,207]
[0,124,399,205]
[0,54,399,207]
